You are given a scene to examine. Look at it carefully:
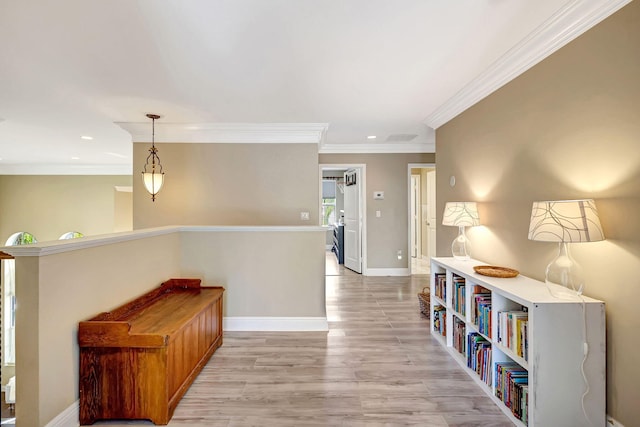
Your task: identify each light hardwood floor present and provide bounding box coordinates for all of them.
[93,253,512,426]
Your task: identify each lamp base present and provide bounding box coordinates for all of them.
[451,226,471,260]
[545,242,584,299]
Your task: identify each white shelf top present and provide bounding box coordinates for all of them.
[431,257,603,305]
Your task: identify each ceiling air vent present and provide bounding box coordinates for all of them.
[385,134,418,142]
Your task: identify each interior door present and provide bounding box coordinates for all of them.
[343,169,362,273]
[411,175,421,258]
[426,170,437,258]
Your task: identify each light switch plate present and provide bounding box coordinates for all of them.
[300,211,310,221]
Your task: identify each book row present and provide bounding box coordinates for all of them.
[452,275,466,315]
[467,332,492,386]
[434,273,446,300]
[496,362,529,425]
[497,310,529,361]
[433,305,446,336]
[471,286,491,338]
[453,317,466,354]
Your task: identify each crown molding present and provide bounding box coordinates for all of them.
[424,0,632,129]
[116,122,329,144]
[319,142,435,154]
[0,163,132,175]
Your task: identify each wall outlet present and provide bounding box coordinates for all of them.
[397,250,402,260]
[376,210,381,218]
[300,211,310,221]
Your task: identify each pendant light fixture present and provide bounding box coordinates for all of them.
[141,113,164,201]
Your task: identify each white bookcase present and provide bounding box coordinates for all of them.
[430,257,605,427]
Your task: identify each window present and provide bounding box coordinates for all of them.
[3,231,37,365]
[321,180,337,226]
[59,231,84,240]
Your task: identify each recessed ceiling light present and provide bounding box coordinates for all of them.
[367,135,377,139]
[81,135,93,140]
[71,156,80,160]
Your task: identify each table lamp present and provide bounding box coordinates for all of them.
[442,202,480,260]
[528,199,604,298]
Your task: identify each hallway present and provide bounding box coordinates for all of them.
[94,256,511,426]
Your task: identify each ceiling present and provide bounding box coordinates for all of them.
[0,0,626,174]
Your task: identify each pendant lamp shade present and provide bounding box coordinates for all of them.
[141,114,164,201]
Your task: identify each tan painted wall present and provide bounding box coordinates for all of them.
[114,187,133,232]
[435,2,639,423]
[132,143,320,228]
[180,230,326,317]
[0,175,132,386]
[16,232,182,426]
[0,175,132,242]
[319,153,435,269]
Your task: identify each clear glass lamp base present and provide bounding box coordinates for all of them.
[545,242,584,299]
[451,226,471,260]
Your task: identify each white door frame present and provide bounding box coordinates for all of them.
[407,163,435,274]
[410,174,421,259]
[319,164,367,274]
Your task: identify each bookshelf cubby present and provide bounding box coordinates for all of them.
[430,257,605,427]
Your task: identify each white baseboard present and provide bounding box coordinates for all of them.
[224,317,329,331]
[607,415,625,427]
[365,268,410,277]
[45,400,78,427]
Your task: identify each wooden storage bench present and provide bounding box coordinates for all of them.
[78,278,224,425]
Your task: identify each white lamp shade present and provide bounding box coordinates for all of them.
[142,172,164,196]
[528,199,604,242]
[442,202,480,227]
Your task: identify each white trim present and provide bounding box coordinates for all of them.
[364,268,410,277]
[117,122,329,144]
[319,142,435,154]
[325,244,333,250]
[114,185,133,192]
[320,163,367,274]
[407,163,436,275]
[0,163,131,175]
[424,0,632,129]
[0,225,327,257]
[223,317,329,331]
[44,400,78,427]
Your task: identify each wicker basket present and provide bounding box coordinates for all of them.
[418,287,430,318]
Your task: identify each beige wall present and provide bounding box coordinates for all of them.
[0,175,132,386]
[435,2,639,424]
[0,175,132,243]
[114,187,133,232]
[16,232,182,427]
[180,230,326,317]
[320,153,434,269]
[133,143,320,228]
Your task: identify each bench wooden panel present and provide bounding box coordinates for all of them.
[78,279,224,425]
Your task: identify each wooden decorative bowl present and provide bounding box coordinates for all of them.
[473,265,519,278]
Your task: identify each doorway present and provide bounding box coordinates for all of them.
[320,164,366,275]
[408,164,436,275]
